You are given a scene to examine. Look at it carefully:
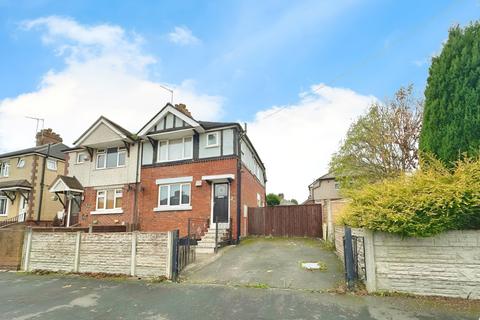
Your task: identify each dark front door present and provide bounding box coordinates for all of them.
[213,183,229,223]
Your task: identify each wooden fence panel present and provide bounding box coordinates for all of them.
[247,204,322,238]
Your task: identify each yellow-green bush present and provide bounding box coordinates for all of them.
[340,157,480,237]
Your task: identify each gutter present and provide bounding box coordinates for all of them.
[36,144,50,221]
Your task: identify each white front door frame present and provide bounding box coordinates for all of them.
[18,195,28,222]
[210,182,231,229]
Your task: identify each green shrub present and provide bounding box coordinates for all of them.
[340,156,480,237]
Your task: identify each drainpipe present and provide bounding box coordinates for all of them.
[236,128,243,244]
[37,144,50,222]
[133,142,142,231]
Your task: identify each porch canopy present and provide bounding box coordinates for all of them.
[49,175,84,195]
[0,180,32,203]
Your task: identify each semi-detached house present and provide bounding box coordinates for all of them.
[61,103,266,243]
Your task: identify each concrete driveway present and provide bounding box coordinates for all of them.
[183,237,344,291]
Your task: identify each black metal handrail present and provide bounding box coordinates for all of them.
[0,212,26,228]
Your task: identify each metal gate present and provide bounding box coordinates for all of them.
[342,227,366,289]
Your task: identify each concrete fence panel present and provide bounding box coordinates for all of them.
[22,229,174,279]
[364,230,480,299]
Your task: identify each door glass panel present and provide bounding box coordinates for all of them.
[215,184,228,197]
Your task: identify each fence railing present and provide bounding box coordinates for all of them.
[0,212,26,228]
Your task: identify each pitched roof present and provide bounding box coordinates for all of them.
[74,116,136,145]
[0,143,69,161]
[49,175,83,193]
[198,121,240,130]
[318,172,335,180]
[0,179,32,190]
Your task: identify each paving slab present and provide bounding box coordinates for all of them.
[183,237,344,290]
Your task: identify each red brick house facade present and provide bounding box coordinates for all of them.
[60,103,266,242]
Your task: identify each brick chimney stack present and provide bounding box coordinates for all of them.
[175,103,193,118]
[36,128,63,146]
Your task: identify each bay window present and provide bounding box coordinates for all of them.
[155,183,191,211]
[96,147,126,169]
[157,137,193,162]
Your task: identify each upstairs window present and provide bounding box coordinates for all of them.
[206,132,219,147]
[157,137,193,162]
[46,159,57,171]
[96,147,126,169]
[334,182,340,190]
[0,162,10,177]
[77,152,88,164]
[17,158,25,168]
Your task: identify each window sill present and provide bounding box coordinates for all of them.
[154,205,192,212]
[205,144,219,149]
[90,209,124,215]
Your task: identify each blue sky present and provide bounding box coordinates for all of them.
[0,0,478,199]
[2,0,478,118]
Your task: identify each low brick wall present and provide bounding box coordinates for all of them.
[368,230,480,299]
[23,230,173,279]
[0,227,25,270]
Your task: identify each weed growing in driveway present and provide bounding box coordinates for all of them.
[241,282,270,289]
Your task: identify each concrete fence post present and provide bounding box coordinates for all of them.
[166,231,173,279]
[364,229,377,292]
[73,231,82,272]
[23,227,33,272]
[130,232,137,276]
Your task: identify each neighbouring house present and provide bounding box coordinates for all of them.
[137,103,266,244]
[0,129,68,226]
[307,172,347,241]
[278,193,296,206]
[58,103,266,247]
[61,116,140,228]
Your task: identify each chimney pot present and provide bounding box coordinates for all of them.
[174,103,193,118]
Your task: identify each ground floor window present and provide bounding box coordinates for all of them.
[94,189,123,213]
[156,183,191,211]
[0,196,8,216]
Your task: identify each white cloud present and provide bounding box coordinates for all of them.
[247,84,376,201]
[0,16,222,151]
[167,26,200,46]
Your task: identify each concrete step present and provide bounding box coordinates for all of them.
[195,247,215,254]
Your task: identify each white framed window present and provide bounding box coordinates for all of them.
[334,182,340,190]
[206,132,219,148]
[155,183,191,211]
[157,137,193,163]
[96,147,126,169]
[46,159,57,171]
[0,196,7,216]
[17,158,25,168]
[94,189,123,214]
[77,152,88,164]
[0,162,9,177]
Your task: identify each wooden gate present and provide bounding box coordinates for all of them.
[247,204,322,237]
